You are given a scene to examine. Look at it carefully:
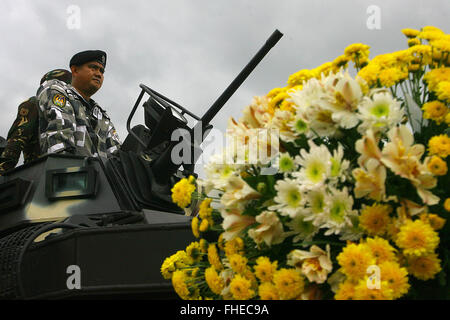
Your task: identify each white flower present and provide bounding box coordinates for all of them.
[240,95,272,129]
[286,215,319,243]
[273,152,298,173]
[287,245,333,284]
[220,176,260,210]
[294,141,331,187]
[357,90,404,134]
[329,144,350,183]
[319,187,357,236]
[303,188,328,226]
[269,178,305,218]
[269,109,298,142]
[221,207,256,241]
[248,211,286,246]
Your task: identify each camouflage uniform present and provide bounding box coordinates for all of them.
[0,97,40,174]
[0,69,72,175]
[37,79,121,158]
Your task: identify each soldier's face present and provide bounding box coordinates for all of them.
[71,61,105,97]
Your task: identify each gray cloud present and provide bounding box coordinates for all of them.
[0,0,449,176]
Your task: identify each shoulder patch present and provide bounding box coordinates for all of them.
[52,94,67,108]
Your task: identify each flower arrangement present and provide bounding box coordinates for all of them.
[161,26,450,300]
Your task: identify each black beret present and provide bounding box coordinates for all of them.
[40,69,72,85]
[69,50,107,68]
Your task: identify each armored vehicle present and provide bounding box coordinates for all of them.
[0,30,282,299]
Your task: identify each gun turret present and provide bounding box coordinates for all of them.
[115,30,283,213]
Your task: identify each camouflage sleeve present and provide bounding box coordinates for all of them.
[105,120,121,156]
[38,85,77,155]
[0,98,37,174]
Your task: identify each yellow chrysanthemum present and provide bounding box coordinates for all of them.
[224,237,245,257]
[436,81,450,102]
[419,213,446,231]
[172,270,191,299]
[332,54,350,70]
[229,254,248,274]
[431,38,450,53]
[254,256,278,282]
[273,268,305,300]
[199,238,208,253]
[337,243,376,281]
[258,282,279,300]
[186,241,202,263]
[444,198,450,212]
[204,267,224,295]
[354,279,394,300]
[424,68,450,92]
[395,220,440,256]
[379,261,410,299]
[207,244,223,271]
[287,69,315,87]
[171,176,196,208]
[363,237,397,264]
[422,101,448,124]
[191,216,200,238]
[229,274,255,300]
[160,250,193,280]
[408,38,421,47]
[427,156,448,176]
[267,87,284,99]
[199,218,209,232]
[344,43,370,59]
[199,198,213,220]
[407,252,442,280]
[402,28,420,38]
[428,134,450,158]
[359,204,392,236]
[334,280,357,300]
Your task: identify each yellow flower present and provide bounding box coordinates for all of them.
[426,156,448,176]
[254,256,278,282]
[337,243,376,281]
[332,54,350,70]
[407,252,442,280]
[172,270,191,299]
[267,87,284,99]
[229,274,255,300]
[160,250,193,280]
[229,253,248,274]
[199,218,209,232]
[287,69,315,87]
[422,101,448,124]
[186,241,202,262]
[379,261,410,299]
[431,38,450,53]
[269,91,289,111]
[408,38,421,47]
[395,220,440,256]
[199,238,208,253]
[334,280,356,300]
[273,268,305,300]
[419,213,446,231]
[204,267,224,295]
[444,198,450,212]
[436,81,450,102]
[171,176,196,208]
[428,134,450,158]
[402,28,420,38]
[207,243,223,271]
[258,282,279,300]
[199,198,213,220]
[424,68,450,92]
[354,279,394,300]
[359,204,392,236]
[407,45,432,65]
[191,216,200,238]
[362,237,397,264]
[224,237,245,257]
[344,43,370,59]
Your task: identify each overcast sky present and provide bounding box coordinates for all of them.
[1,0,449,176]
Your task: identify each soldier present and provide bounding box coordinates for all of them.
[0,69,72,175]
[38,50,121,159]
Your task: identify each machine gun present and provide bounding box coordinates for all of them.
[0,30,283,299]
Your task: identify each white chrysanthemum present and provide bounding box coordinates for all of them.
[269,178,305,218]
[294,141,331,187]
[273,152,298,173]
[287,114,309,136]
[204,151,240,189]
[357,90,404,134]
[289,78,340,138]
[303,188,328,226]
[319,187,357,236]
[286,214,319,243]
[269,109,298,142]
[329,144,350,183]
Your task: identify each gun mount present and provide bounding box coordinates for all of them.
[0,30,283,299]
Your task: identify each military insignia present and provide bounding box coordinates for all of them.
[19,108,29,116]
[52,94,66,108]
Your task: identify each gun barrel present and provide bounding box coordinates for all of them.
[200,29,283,128]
